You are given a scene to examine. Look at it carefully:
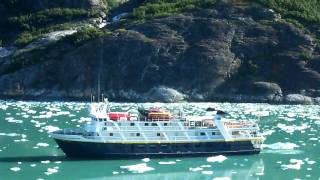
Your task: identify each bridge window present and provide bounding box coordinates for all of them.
[151,123,157,126]
[130,123,135,126]
[157,133,161,136]
[200,132,206,136]
[212,132,216,135]
[144,123,149,126]
[136,133,140,137]
[109,133,113,136]
[164,123,168,126]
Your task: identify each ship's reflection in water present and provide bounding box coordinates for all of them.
[56,157,264,180]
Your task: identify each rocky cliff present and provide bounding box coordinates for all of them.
[0,0,319,104]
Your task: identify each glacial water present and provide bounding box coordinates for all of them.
[0,101,319,180]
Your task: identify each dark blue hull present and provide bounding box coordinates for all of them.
[54,139,260,158]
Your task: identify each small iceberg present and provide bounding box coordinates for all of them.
[207,155,227,163]
[10,167,21,172]
[37,143,49,147]
[261,142,299,150]
[120,163,154,173]
[158,161,176,165]
[281,159,304,170]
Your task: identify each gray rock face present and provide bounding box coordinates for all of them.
[0,1,319,103]
[145,86,186,103]
[285,94,314,105]
[314,97,320,105]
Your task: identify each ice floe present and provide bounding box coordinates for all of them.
[10,167,21,172]
[281,159,304,170]
[5,117,23,124]
[201,171,213,175]
[261,142,299,150]
[158,161,176,165]
[42,125,60,133]
[206,155,227,163]
[189,167,203,172]
[141,158,150,162]
[200,165,212,168]
[41,160,50,164]
[36,143,49,147]
[45,166,59,175]
[212,177,231,180]
[120,163,154,173]
[277,123,309,133]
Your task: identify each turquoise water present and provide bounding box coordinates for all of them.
[0,101,319,180]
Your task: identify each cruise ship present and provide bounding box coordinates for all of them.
[50,99,264,158]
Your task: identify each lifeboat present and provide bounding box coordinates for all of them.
[138,107,173,121]
[109,112,130,121]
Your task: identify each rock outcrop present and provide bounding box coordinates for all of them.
[0,1,319,103]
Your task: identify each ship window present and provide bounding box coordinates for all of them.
[151,123,157,126]
[157,133,161,136]
[195,121,201,126]
[136,133,140,136]
[145,123,149,126]
[130,123,135,126]
[164,123,168,126]
[103,127,107,130]
[150,145,156,148]
[109,133,113,136]
[200,132,206,136]
[212,132,216,135]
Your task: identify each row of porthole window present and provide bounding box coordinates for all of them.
[104,132,221,136]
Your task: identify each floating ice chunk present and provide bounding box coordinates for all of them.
[206,155,227,163]
[286,112,296,118]
[30,164,37,167]
[0,133,19,137]
[200,165,212,168]
[18,162,22,164]
[112,171,119,175]
[22,114,30,118]
[309,138,318,141]
[120,163,154,173]
[41,160,50,164]
[252,111,269,117]
[304,158,316,165]
[141,158,150,162]
[281,159,304,170]
[27,110,37,114]
[10,167,21,172]
[158,161,176,165]
[55,111,70,116]
[54,161,62,164]
[212,177,231,180]
[37,143,49,147]
[6,117,23,123]
[176,159,181,162]
[189,167,203,172]
[262,130,275,136]
[45,167,58,175]
[261,142,299,150]
[42,126,60,133]
[201,171,213,175]
[277,123,309,133]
